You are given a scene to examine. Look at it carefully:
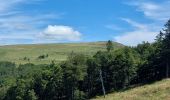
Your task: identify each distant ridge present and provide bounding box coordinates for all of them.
[0,41,124,47]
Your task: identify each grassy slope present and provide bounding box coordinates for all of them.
[0,42,123,65]
[92,79,170,100]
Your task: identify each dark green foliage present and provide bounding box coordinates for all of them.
[44,66,64,100]
[0,62,47,100]
[4,79,37,100]
[61,53,87,100]
[2,55,88,100]
[135,19,170,83]
[106,40,114,52]
[23,57,30,61]
[84,47,139,98]
[38,54,48,60]
[84,57,100,97]
[0,61,16,86]
[161,19,170,78]
[0,61,17,100]
[25,89,37,100]
[114,47,138,88]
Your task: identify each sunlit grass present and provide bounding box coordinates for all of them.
[0,42,123,65]
[92,79,170,100]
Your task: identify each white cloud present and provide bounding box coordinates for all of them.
[0,13,59,30]
[121,18,147,30]
[114,18,158,46]
[0,0,66,45]
[0,0,45,13]
[39,25,82,41]
[114,30,157,46]
[0,0,22,12]
[126,0,170,21]
[114,0,170,46]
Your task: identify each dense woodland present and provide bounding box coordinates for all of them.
[0,20,170,100]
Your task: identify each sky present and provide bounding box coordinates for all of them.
[0,0,170,46]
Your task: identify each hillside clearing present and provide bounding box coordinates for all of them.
[0,42,123,65]
[92,79,170,100]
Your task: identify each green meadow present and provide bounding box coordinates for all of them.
[92,79,170,100]
[0,42,123,65]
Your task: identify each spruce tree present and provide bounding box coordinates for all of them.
[162,19,170,78]
[106,40,113,52]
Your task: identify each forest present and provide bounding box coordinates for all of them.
[0,19,169,100]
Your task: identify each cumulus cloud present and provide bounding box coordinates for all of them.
[114,18,158,46]
[39,25,82,41]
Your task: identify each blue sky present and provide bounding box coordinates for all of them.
[0,0,170,46]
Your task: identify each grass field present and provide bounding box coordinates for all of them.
[92,79,170,100]
[0,41,123,65]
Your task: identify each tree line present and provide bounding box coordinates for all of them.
[0,19,170,100]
